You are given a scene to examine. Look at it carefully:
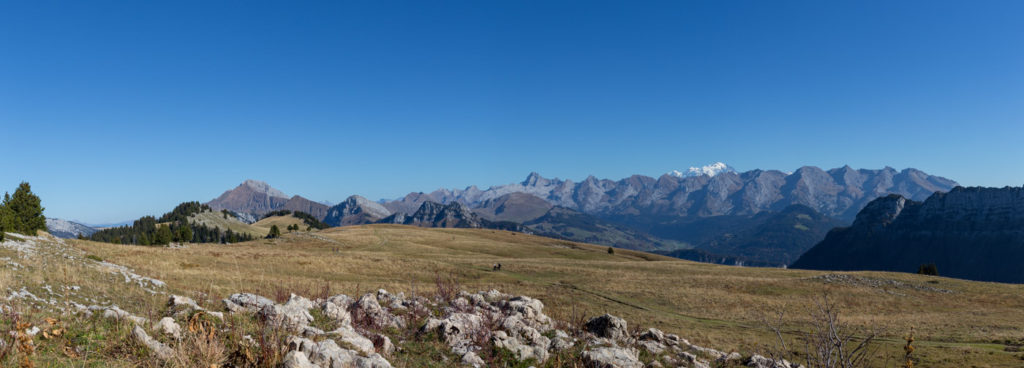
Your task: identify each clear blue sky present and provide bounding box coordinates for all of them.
[1,1,1022,224]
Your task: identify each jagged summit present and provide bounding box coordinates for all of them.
[323,195,393,226]
[668,162,736,178]
[207,180,298,217]
[241,179,288,198]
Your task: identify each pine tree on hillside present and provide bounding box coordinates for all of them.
[267,225,281,239]
[0,193,14,235]
[0,182,46,235]
[155,225,173,245]
[178,225,193,243]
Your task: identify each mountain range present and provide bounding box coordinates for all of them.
[792,186,1024,283]
[375,164,955,221]
[203,164,957,267]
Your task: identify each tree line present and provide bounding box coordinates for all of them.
[88,202,255,246]
[0,182,47,241]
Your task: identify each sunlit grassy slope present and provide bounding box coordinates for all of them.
[71,224,1024,367]
[188,210,267,237]
[251,214,308,233]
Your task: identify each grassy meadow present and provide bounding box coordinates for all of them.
[63,224,1024,367]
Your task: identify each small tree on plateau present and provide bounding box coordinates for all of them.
[0,182,46,235]
[917,263,938,276]
[267,225,281,239]
[607,246,615,255]
[178,225,193,243]
[155,225,173,245]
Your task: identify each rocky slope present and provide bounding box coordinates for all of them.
[791,186,1024,283]
[207,179,292,216]
[207,180,328,220]
[378,201,526,232]
[473,192,554,223]
[653,205,846,266]
[280,195,330,220]
[526,207,688,252]
[44,218,98,239]
[323,195,393,227]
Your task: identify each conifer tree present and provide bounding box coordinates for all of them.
[155,225,173,245]
[178,225,193,243]
[267,225,281,239]
[0,182,46,235]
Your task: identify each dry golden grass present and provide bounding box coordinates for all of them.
[189,211,267,237]
[251,215,307,233]
[69,225,1024,367]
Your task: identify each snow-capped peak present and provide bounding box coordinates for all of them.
[668,162,736,178]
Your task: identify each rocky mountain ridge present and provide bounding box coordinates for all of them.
[792,186,1024,283]
[381,166,956,221]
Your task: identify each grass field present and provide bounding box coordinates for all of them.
[65,224,1024,367]
[251,214,308,233]
[189,211,267,237]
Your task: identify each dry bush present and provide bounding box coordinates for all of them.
[763,291,880,368]
[0,308,20,363]
[434,271,460,302]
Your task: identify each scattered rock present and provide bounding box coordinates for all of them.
[154,317,182,339]
[132,326,174,361]
[224,293,275,313]
[283,350,315,368]
[260,299,315,329]
[321,295,354,325]
[493,330,550,363]
[582,346,643,368]
[462,351,486,367]
[585,314,628,340]
[352,293,405,330]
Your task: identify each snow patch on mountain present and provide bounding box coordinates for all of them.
[668,162,736,178]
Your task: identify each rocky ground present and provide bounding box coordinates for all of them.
[1,232,798,367]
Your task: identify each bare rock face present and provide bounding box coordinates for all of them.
[793,186,1024,283]
[323,195,393,226]
[207,179,291,216]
